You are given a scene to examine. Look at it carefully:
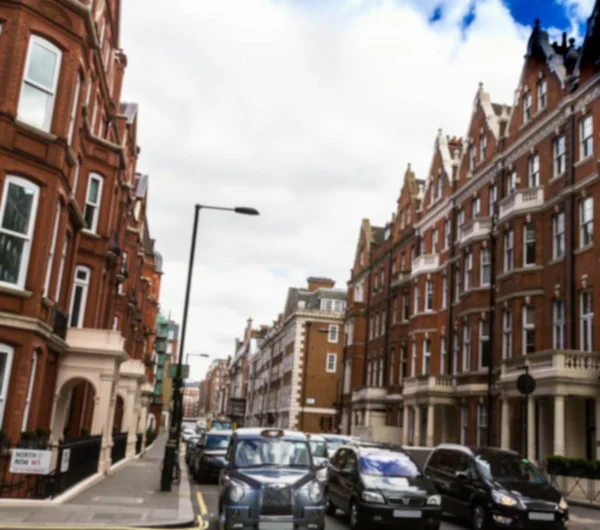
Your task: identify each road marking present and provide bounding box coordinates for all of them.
[197,491,208,516]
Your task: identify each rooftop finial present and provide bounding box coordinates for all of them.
[479,81,484,89]
[569,37,576,46]
[534,18,540,28]
[438,128,442,135]
[407,162,411,170]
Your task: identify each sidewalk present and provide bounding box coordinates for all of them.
[0,433,196,528]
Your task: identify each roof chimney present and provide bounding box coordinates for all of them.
[306,277,335,292]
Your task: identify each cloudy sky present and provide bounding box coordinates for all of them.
[120,0,594,380]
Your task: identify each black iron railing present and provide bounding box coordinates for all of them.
[53,435,102,497]
[135,433,143,455]
[52,308,69,340]
[111,433,127,465]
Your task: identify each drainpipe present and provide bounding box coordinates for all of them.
[567,106,576,348]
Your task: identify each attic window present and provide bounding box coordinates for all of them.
[479,129,486,161]
[523,91,532,123]
[537,78,547,110]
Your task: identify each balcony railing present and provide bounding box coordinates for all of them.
[501,350,600,382]
[391,271,411,288]
[498,187,544,220]
[460,217,492,245]
[404,374,455,395]
[411,254,439,277]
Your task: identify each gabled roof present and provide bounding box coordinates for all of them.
[574,0,600,77]
[526,20,568,85]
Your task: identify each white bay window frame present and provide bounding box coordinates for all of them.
[69,265,91,328]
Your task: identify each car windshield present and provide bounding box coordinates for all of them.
[211,421,232,431]
[475,454,547,484]
[323,437,349,452]
[204,434,231,450]
[310,440,327,458]
[234,439,312,468]
[359,451,422,478]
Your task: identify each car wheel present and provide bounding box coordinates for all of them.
[325,492,336,516]
[349,500,360,530]
[472,503,488,530]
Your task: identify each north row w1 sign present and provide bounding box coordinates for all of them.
[9,449,52,475]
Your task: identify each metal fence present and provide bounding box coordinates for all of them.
[111,433,127,465]
[53,435,102,497]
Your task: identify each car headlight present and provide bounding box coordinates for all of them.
[361,490,385,504]
[307,480,323,502]
[491,489,518,506]
[229,483,245,502]
[558,497,568,511]
[427,494,442,506]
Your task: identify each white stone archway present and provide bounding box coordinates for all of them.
[50,329,128,473]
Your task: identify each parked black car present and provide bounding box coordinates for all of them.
[192,430,232,482]
[326,441,442,529]
[423,444,569,529]
[218,428,326,530]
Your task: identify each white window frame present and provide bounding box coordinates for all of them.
[67,74,81,144]
[460,405,468,445]
[553,212,565,259]
[0,344,15,429]
[389,350,396,385]
[502,310,512,359]
[479,129,486,161]
[464,250,473,290]
[410,342,417,377]
[328,324,339,343]
[457,209,464,241]
[432,228,438,252]
[579,197,593,248]
[504,230,514,272]
[422,339,431,375]
[472,196,481,218]
[537,78,547,110]
[453,334,459,375]
[378,357,384,386]
[580,115,593,160]
[553,299,565,350]
[43,201,61,297]
[523,222,536,267]
[489,184,497,209]
[441,275,447,309]
[528,154,539,188]
[18,36,62,132]
[326,353,337,373]
[437,176,443,199]
[479,320,490,369]
[440,336,447,374]
[554,135,566,177]
[463,323,471,372]
[477,404,488,447]
[21,350,38,432]
[55,235,68,302]
[425,280,433,312]
[69,265,91,328]
[0,176,41,290]
[444,220,450,249]
[507,171,517,195]
[380,311,386,335]
[469,143,476,170]
[480,248,491,286]
[112,316,119,331]
[414,285,420,314]
[580,291,593,352]
[523,90,532,123]
[454,266,461,302]
[84,173,103,233]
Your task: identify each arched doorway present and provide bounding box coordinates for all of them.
[113,395,125,434]
[60,379,96,440]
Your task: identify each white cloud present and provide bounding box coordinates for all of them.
[120,0,530,380]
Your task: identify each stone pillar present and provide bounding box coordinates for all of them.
[426,404,435,447]
[123,387,137,459]
[501,397,510,449]
[553,395,565,456]
[92,375,117,474]
[414,406,422,446]
[402,405,409,445]
[527,397,536,461]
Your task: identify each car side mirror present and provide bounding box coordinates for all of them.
[455,470,469,481]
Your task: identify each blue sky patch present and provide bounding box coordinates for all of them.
[429,4,443,23]
[503,0,571,29]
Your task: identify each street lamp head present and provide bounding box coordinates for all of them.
[234,207,260,216]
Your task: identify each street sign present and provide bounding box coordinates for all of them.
[60,448,71,472]
[9,449,52,475]
[517,373,536,395]
[168,364,189,379]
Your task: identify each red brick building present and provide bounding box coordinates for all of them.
[0,0,162,476]
[346,8,600,464]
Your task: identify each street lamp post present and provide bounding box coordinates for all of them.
[160,204,259,492]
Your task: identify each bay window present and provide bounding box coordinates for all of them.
[84,173,103,232]
[18,36,62,131]
[0,177,40,289]
[69,265,91,328]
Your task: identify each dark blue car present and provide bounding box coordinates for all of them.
[218,428,326,530]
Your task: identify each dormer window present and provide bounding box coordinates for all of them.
[479,128,486,161]
[469,144,476,171]
[523,91,532,123]
[537,78,547,110]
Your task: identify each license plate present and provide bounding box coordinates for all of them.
[393,509,422,518]
[259,524,293,530]
[528,512,554,521]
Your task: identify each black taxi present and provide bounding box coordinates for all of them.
[217,428,326,530]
